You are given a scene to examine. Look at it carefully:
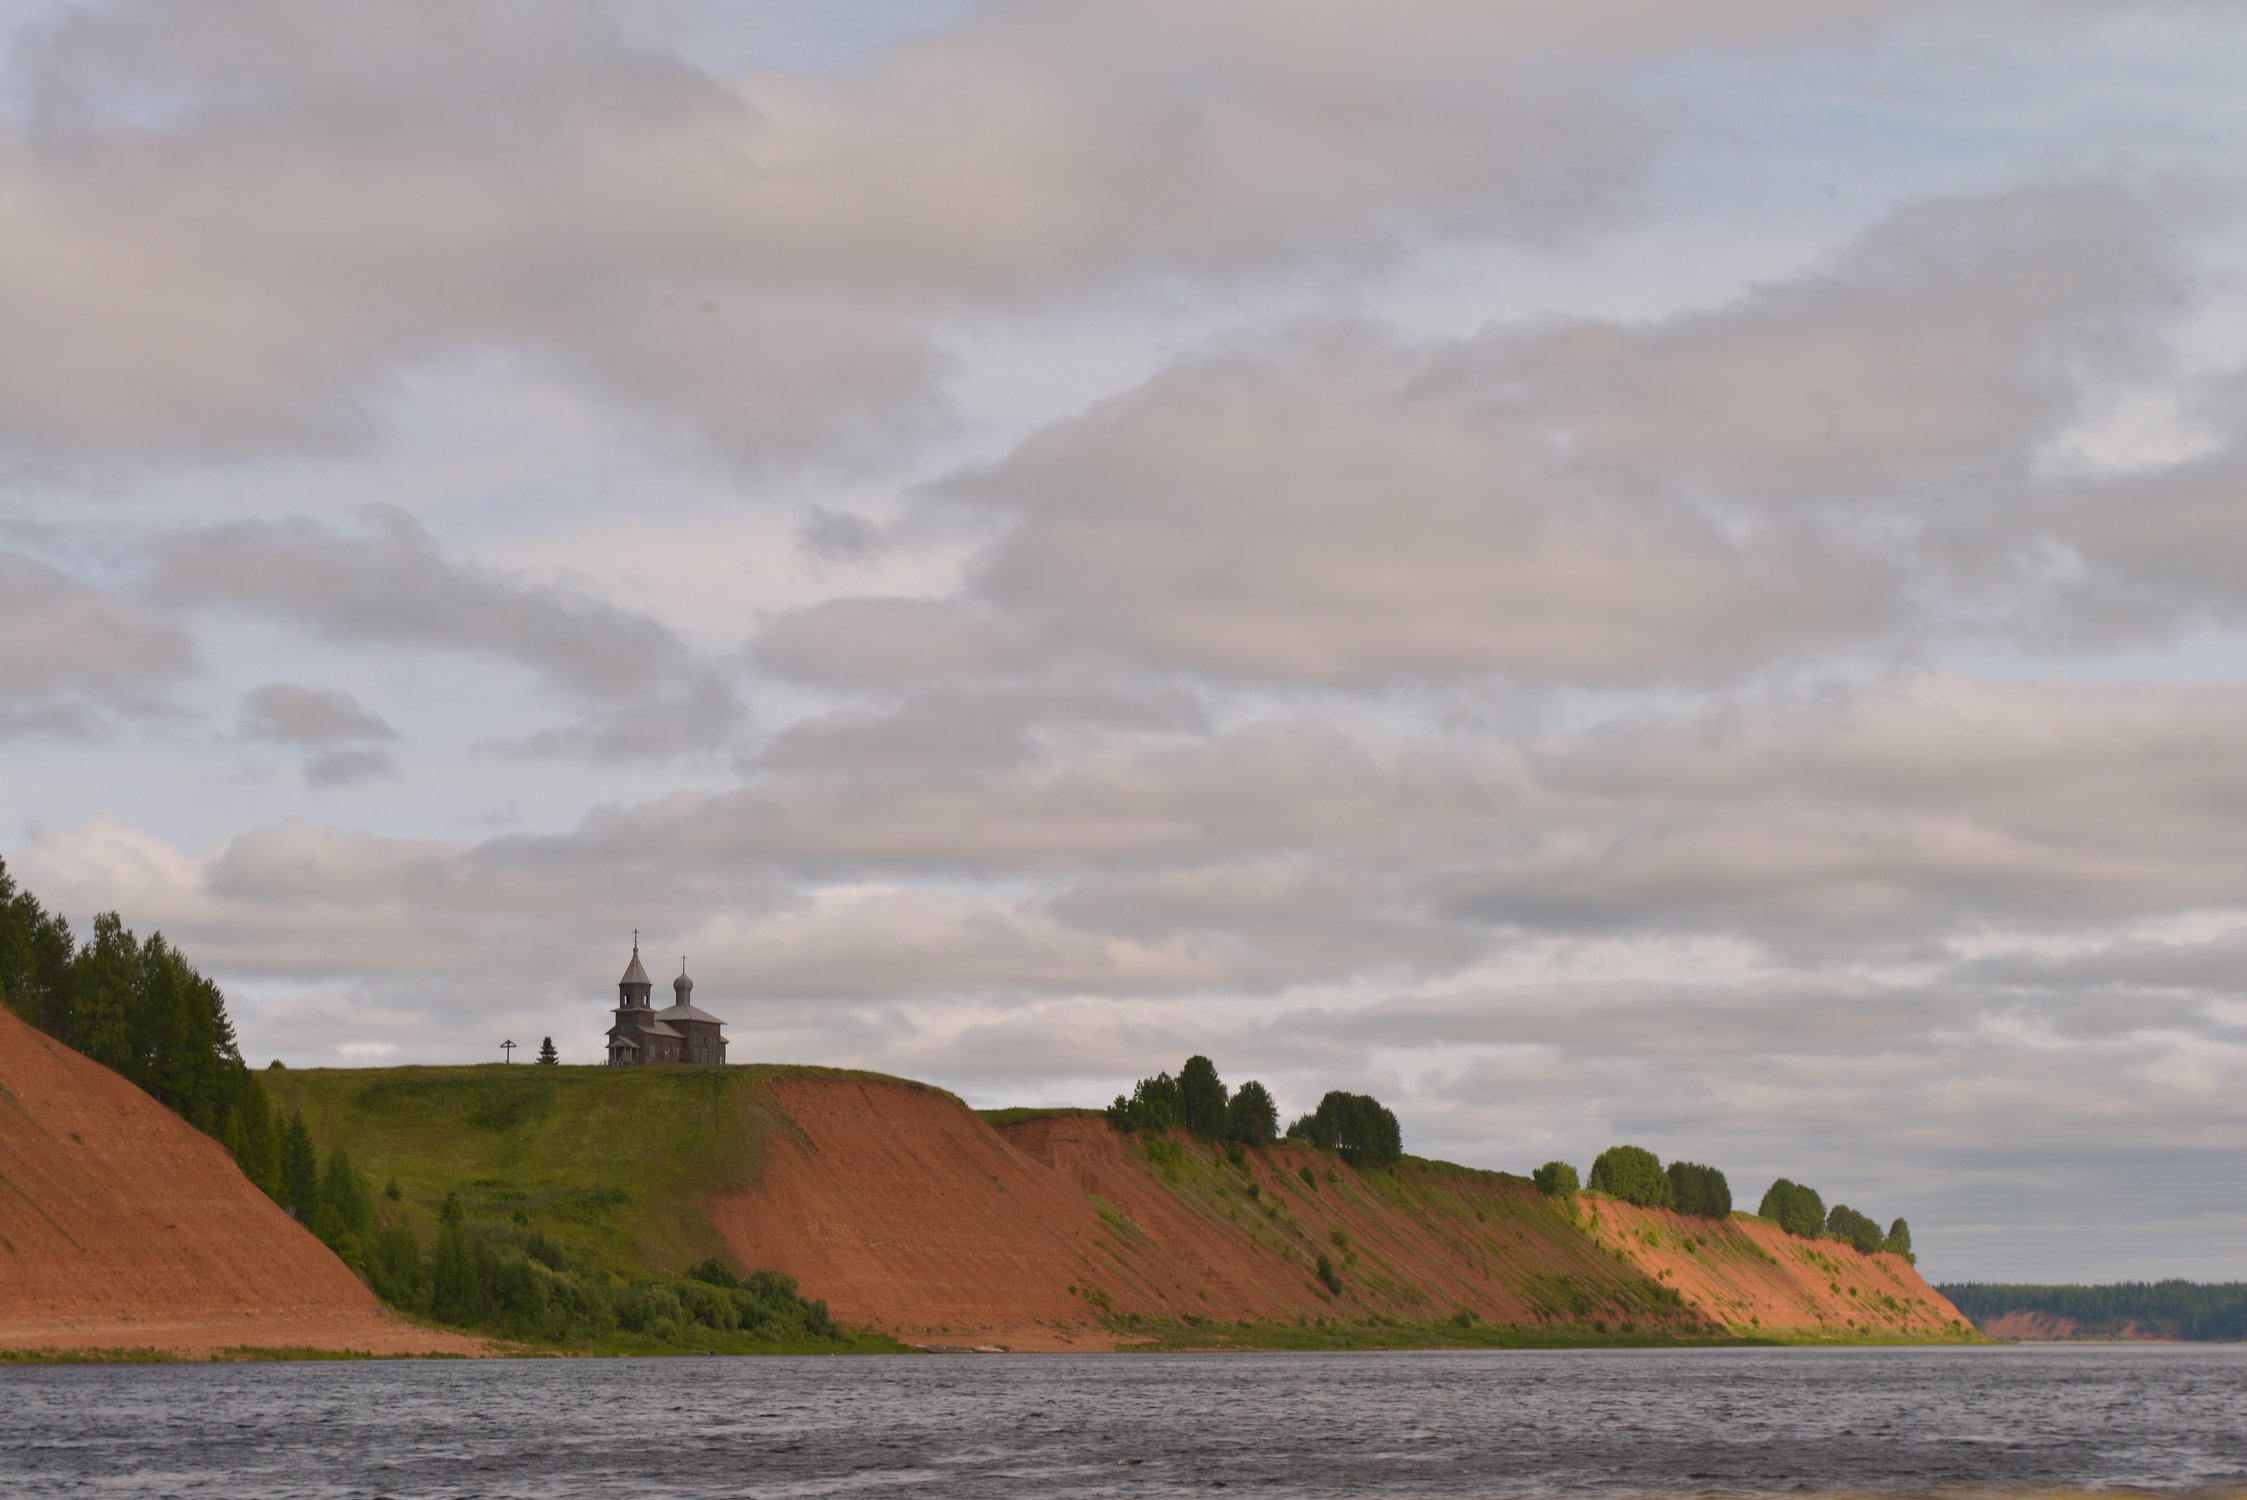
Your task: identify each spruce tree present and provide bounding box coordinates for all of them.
[282,1110,322,1222]
[231,1076,282,1198]
[536,1036,559,1065]
[1884,1217,1914,1261]
[320,1144,373,1251]
[69,912,138,1074]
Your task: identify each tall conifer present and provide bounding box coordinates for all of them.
[282,1110,321,1222]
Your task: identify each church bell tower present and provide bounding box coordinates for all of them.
[618,931,653,1009]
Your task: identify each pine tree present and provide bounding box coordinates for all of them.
[536,1036,559,1066]
[1225,1081,1279,1145]
[1884,1217,1914,1261]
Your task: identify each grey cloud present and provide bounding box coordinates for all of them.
[623,673,2247,960]
[958,331,1894,688]
[936,180,2209,690]
[237,682,397,746]
[757,684,1204,775]
[0,0,1947,465]
[151,505,743,760]
[0,550,192,736]
[303,746,397,788]
[2050,438,2247,639]
[1961,926,2247,998]
[1506,179,2202,506]
[753,597,1028,688]
[795,508,896,566]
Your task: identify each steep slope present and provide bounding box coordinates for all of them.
[717,1080,1711,1348]
[1579,1196,1969,1339]
[264,1064,1968,1352]
[0,1005,479,1356]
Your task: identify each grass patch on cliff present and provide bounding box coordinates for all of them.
[976,1105,1102,1127]
[261,1063,912,1355]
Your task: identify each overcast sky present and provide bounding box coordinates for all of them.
[4,0,2245,1282]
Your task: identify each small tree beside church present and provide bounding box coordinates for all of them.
[536,1036,559,1065]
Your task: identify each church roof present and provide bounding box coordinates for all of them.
[608,1017,684,1040]
[657,1000,726,1027]
[620,946,651,987]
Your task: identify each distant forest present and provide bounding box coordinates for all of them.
[1941,1282,2247,1341]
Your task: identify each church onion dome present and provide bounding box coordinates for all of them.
[674,969,694,997]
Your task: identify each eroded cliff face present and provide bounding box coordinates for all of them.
[0,1005,479,1357]
[1579,1197,1969,1339]
[711,1076,1967,1349]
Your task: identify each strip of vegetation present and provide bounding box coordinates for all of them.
[1106,1054,1404,1171]
[1939,1281,2247,1341]
[2,857,283,1193]
[1531,1140,1917,1263]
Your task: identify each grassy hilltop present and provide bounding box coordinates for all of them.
[262,1062,918,1353]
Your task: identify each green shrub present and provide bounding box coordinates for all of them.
[1665,1161,1732,1218]
[1758,1178,1826,1237]
[1588,1145,1670,1207]
[1532,1161,1580,1201]
[686,1256,740,1289]
[1315,1254,1343,1295]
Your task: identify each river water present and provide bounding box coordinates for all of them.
[4,1344,2244,1499]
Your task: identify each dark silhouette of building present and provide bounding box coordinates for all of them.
[606,934,727,1065]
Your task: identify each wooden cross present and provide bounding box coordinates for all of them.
[501,1039,517,1064]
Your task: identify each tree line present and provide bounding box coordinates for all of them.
[358,1193,842,1348]
[1938,1281,2247,1342]
[1,856,281,1194]
[1532,1142,1913,1259]
[1106,1056,1403,1168]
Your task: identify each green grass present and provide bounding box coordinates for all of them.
[266,1064,780,1276]
[975,1105,1103,1127]
[260,1062,921,1355]
[0,1346,476,1363]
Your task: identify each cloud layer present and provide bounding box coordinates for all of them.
[5,0,2247,1280]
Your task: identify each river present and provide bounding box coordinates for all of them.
[5,1344,2244,1498]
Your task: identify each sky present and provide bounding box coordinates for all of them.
[3,0,2245,1283]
